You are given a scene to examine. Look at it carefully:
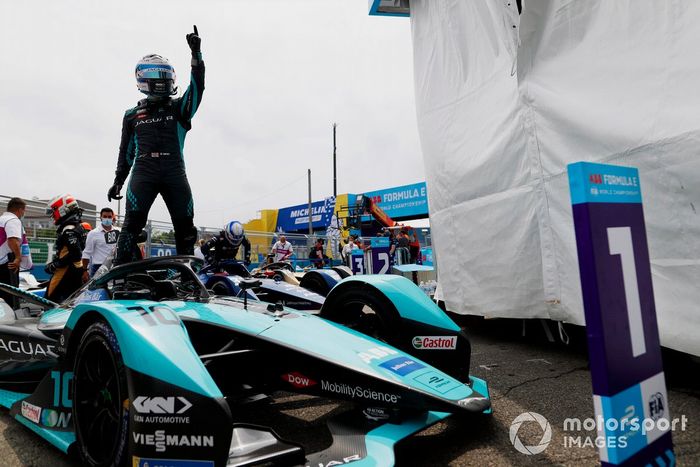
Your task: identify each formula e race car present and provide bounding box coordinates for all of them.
[199,260,348,311]
[0,256,490,467]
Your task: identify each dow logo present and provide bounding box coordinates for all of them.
[509,412,552,455]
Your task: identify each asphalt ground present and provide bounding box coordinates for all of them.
[1,316,698,466]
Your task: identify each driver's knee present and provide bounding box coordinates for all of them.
[122,211,148,234]
[115,212,148,265]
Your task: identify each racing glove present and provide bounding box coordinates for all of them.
[108,183,123,202]
[186,25,201,56]
[44,261,57,275]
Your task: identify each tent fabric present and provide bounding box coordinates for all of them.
[410,0,700,355]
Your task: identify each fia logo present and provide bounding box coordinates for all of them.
[648,392,665,421]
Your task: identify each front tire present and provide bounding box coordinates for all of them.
[321,285,400,342]
[73,320,129,467]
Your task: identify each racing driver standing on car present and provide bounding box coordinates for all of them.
[108,26,204,264]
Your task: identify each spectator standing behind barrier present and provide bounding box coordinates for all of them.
[82,208,120,279]
[44,194,87,303]
[0,198,27,309]
[271,235,293,262]
[341,235,359,266]
[194,239,206,260]
[309,238,328,268]
[395,229,410,265]
[409,230,421,264]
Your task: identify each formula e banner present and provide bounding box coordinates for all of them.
[276,196,336,233]
[362,182,428,220]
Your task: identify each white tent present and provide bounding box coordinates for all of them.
[409,0,700,356]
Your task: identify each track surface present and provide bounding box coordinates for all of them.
[1,317,698,466]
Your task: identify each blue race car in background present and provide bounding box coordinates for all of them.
[199,259,348,311]
[0,256,490,466]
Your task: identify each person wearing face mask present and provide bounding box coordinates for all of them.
[82,207,120,279]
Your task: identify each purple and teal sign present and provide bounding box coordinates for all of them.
[568,162,674,466]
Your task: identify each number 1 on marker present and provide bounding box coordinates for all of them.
[607,227,647,357]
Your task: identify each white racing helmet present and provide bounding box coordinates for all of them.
[135,54,177,96]
[224,221,245,246]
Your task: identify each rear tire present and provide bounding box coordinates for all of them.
[299,272,332,297]
[73,320,129,467]
[211,281,233,296]
[321,285,400,342]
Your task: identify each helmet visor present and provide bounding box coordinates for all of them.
[136,65,175,81]
[138,70,174,80]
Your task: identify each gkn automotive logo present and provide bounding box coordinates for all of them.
[133,396,192,414]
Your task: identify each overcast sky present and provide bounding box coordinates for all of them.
[0,0,423,228]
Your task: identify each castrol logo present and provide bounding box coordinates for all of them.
[412,336,457,350]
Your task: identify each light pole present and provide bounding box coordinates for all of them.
[307,169,313,237]
[332,123,338,197]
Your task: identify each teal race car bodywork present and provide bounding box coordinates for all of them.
[0,256,490,466]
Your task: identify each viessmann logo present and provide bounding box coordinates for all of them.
[412,336,457,350]
[133,430,213,452]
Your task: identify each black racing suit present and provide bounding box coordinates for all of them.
[45,218,86,303]
[201,232,251,267]
[113,55,205,263]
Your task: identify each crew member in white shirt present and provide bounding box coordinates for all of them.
[0,197,27,308]
[82,208,120,279]
[270,235,293,262]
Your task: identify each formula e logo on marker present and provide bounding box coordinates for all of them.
[21,401,41,423]
[133,396,192,414]
[282,372,317,388]
[412,336,457,350]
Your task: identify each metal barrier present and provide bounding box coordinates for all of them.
[2,195,434,272]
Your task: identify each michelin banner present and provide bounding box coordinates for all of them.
[276,196,336,233]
